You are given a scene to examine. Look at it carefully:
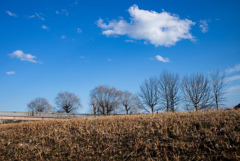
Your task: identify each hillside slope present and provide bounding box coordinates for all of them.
[0,110,239,160]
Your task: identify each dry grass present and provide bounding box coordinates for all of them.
[0,109,240,160]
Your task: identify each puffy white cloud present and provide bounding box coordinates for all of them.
[6,71,15,75]
[225,63,240,74]
[156,55,170,63]
[42,25,49,30]
[9,50,37,63]
[199,20,208,33]
[97,5,195,47]
[6,11,17,17]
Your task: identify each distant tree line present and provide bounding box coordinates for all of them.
[26,70,227,115]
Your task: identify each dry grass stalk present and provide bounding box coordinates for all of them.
[0,109,239,160]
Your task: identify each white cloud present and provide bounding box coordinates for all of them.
[42,25,49,30]
[156,55,170,63]
[199,20,208,33]
[61,9,69,16]
[80,56,85,59]
[6,71,15,75]
[35,13,45,21]
[227,75,240,82]
[225,85,240,92]
[125,39,136,43]
[77,28,82,33]
[9,50,38,63]
[225,63,240,74]
[107,58,113,61]
[6,11,17,17]
[27,15,36,18]
[61,35,66,39]
[97,5,195,47]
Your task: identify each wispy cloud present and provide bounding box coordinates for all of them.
[42,25,49,30]
[77,28,82,33]
[225,63,240,74]
[156,55,170,63]
[107,58,113,62]
[61,35,66,39]
[27,15,36,18]
[227,75,240,82]
[61,9,69,16]
[35,13,45,21]
[55,9,68,16]
[199,20,208,33]
[225,85,240,92]
[125,39,137,43]
[6,71,15,75]
[80,56,85,59]
[6,11,17,17]
[9,50,38,63]
[97,4,195,47]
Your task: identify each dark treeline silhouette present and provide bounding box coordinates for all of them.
[26,70,228,115]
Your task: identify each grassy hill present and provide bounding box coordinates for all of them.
[0,109,239,160]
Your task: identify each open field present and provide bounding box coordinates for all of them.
[0,109,240,160]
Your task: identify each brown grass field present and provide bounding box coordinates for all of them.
[0,109,240,160]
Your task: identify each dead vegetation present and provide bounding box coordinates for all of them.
[0,109,239,160]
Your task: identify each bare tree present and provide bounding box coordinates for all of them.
[90,85,122,115]
[210,70,227,110]
[159,70,180,112]
[55,91,81,113]
[90,97,99,115]
[182,73,212,111]
[119,91,138,114]
[27,97,52,114]
[138,76,160,113]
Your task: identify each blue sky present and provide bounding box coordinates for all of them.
[0,0,240,112]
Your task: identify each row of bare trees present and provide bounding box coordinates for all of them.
[89,86,139,115]
[138,70,227,113]
[26,70,227,115]
[27,91,81,114]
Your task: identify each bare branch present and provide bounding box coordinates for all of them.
[27,97,52,114]
[182,73,212,111]
[210,70,227,110]
[138,76,160,113]
[55,91,81,113]
[90,85,121,115]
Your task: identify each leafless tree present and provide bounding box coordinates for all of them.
[55,91,81,113]
[27,97,52,114]
[90,85,122,115]
[210,70,227,110]
[182,73,212,111]
[138,76,160,113]
[158,70,180,112]
[90,97,99,115]
[119,91,138,114]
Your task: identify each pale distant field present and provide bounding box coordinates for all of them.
[0,109,239,160]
